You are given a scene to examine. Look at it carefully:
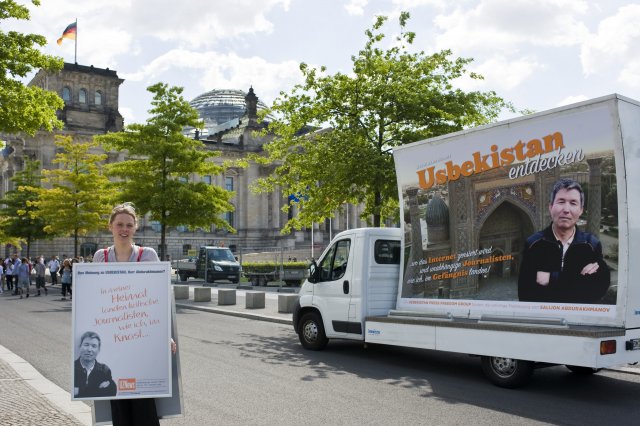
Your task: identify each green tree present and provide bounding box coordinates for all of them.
[252,12,511,230]
[29,135,115,257]
[95,83,234,260]
[0,219,23,249]
[0,0,64,135]
[0,158,49,257]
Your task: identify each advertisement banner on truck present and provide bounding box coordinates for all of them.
[394,102,620,322]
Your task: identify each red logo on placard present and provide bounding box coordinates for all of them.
[118,378,136,391]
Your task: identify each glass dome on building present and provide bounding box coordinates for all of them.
[189,89,269,125]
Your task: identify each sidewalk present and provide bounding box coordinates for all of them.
[0,344,92,426]
[173,284,295,325]
[2,282,640,425]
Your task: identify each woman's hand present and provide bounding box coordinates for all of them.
[171,338,177,354]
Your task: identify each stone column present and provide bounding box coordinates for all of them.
[586,157,603,237]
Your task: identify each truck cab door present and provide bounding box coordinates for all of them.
[197,247,206,279]
[312,238,357,337]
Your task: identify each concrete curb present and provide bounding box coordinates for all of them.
[175,302,292,325]
[604,366,640,375]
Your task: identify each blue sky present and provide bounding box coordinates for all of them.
[9,0,640,125]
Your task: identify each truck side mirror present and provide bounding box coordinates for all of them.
[308,261,318,283]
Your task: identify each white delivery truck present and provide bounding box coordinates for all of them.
[292,94,640,387]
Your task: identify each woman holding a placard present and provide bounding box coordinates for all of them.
[92,202,177,426]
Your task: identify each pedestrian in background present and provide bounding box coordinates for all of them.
[5,256,15,293]
[11,255,21,295]
[60,259,72,301]
[48,255,60,286]
[9,254,22,296]
[0,260,4,294]
[35,256,47,296]
[17,257,30,299]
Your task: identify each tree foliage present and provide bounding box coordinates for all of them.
[95,83,234,260]
[0,222,22,249]
[0,158,49,257]
[28,135,115,257]
[253,12,512,230]
[0,0,64,135]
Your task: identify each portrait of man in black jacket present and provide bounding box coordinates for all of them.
[74,331,117,398]
[518,178,611,304]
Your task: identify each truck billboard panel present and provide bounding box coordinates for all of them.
[394,95,627,326]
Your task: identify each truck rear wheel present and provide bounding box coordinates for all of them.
[179,272,188,282]
[298,312,328,351]
[481,356,534,388]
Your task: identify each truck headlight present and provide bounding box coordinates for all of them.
[214,265,223,272]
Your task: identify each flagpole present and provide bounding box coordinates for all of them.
[74,18,77,63]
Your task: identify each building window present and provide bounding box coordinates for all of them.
[95,91,102,105]
[176,225,187,232]
[203,175,212,185]
[182,244,192,256]
[225,176,233,191]
[79,89,87,104]
[150,221,162,232]
[224,210,235,228]
[62,87,71,102]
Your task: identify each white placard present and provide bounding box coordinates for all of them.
[71,262,172,400]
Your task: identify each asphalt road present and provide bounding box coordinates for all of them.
[2,292,640,425]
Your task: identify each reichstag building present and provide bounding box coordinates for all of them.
[0,63,365,260]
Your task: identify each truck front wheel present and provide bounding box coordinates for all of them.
[481,356,534,388]
[298,312,328,351]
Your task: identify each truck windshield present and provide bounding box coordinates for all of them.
[208,249,235,262]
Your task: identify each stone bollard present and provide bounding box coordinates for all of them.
[218,288,236,305]
[173,285,189,300]
[278,294,298,313]
[245,291,265,309]
[193,287,211,302]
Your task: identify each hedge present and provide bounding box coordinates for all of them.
[242,261,308,274]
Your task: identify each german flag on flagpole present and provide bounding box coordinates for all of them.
[57,21,77,45]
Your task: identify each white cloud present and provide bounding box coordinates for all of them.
[119,106,136,125]
[556,94,589,107]
[619,59,640,88]
[77,29,134,69]
[345,0,369,15]
[473,55,544,90]
[16,0,291,67]
[391,0,446,9]
[434,0,589,55]
[121,49,304,105]
[580,4,640,76]
[117,0,290,48]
